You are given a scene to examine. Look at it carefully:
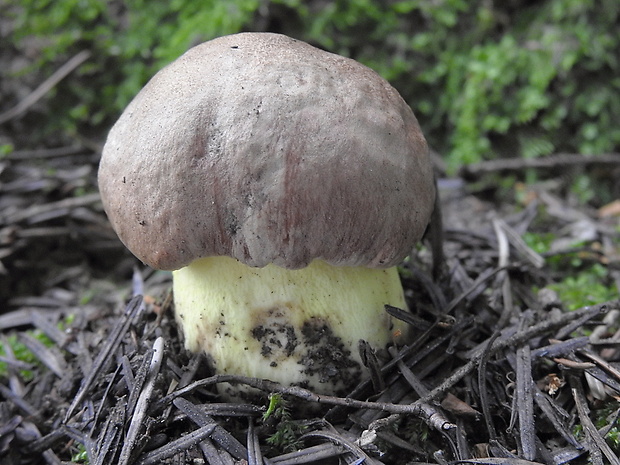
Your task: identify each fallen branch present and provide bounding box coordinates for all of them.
[0,50,91,125]
[460,153,620,178]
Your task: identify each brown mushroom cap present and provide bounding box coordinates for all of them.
[98,32,435,271]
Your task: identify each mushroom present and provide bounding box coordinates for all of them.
[98,32,436,398]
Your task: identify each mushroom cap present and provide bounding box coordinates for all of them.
[98,32,435,271]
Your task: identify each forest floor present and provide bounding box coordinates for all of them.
[1,138,620,465]
[1,43,620,465]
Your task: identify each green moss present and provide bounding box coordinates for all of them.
[9,0,620,170]
[71,443,89,464]
[1,333,43,381]
[524,231,617,311]
[0,144,14,159]
[573,404,620,454]
[262,394,308,453]
[0,326,65,381]
[548,264,617,311]
[9,0,259,140]
[523,231,556,255]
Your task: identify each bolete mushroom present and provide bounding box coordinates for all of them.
[98,32,436,397]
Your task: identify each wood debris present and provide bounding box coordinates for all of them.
[1,129,620,464]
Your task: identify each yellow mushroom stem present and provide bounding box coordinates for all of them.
[173,256,410,397]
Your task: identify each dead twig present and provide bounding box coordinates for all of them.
[0,50,91,125]
[162,374,461,419]
[5,145,87,160]
[300,430,375,464]
[533,388,583,450]
[65,295,143,421]
[416,301,613,405]
[269,443,345,464]
[1,193,101,225]
[477,330,501,442]
[515,345,536,460]
[460,153,620,178]
[173,397,248,460]
[136,423,218,465]
[247,418,268,465]
[570,375,620,465]
[118,336,165,465]
[17,332,67,378]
